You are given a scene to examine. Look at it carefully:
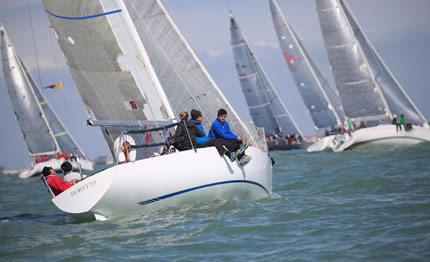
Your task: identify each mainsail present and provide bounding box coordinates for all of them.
[337,0,427,126]
[229,12,302,136]
[269,0,344,131]
[0,22,88,159]
[120,0,266,148]
[43,0,177,162]
[316,0,392,123]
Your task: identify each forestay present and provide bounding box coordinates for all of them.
[339,0,427,126]
[316,0,391,123]
[230,12,302,136]
[269,0,344,130]
[0,23,87,158]
[121,0,266,148]
[43,0,177,161]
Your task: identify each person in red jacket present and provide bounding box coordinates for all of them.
[42,166,74,196]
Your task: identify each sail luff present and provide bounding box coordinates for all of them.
[270,0,344,130]
[316,0,392,123]
[115,0,176,121]
[123,0,265,148]
[289,24,343,126]
[250,43,304,136]
[339,0,427,126]
[229,12,302,136]
[236,14,283,134]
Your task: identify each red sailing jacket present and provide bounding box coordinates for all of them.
[46,175,73,196]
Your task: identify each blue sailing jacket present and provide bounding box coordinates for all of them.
[208,118,238,140]
[189,119,212,145]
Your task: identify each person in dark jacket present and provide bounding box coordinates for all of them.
[169,112,204,151]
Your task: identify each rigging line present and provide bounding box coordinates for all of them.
[27,0,43,89]
[127,1,207,120]
[44,16,70,115]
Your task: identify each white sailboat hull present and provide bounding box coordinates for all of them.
[51,146,272,221]
[307,135,336,152]
[19,158,94,179]
[331,124,430,152]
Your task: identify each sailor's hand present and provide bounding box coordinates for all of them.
[238,136,243,142]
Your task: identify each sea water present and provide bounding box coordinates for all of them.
[1,144,429,261]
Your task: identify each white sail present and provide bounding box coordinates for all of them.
[0,22,88,160]
[43,0,177,162]
[229,12,303,137]
[316,0,392,124]
[338,0,427,127]
[121,0,267,149]
[269,0,344,130]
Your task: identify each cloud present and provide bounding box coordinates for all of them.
[253,40,279,50]
[206,49,222,58]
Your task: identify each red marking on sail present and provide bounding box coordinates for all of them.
[275,24,286,29]
[283,51,304,72]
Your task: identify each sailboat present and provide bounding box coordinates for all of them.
[0,22,93,179]
[42,0,272,221]
[316,0,430,152]
[229,12,306,151]
[269,0,346,152]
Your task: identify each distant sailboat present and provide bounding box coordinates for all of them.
[0,22,93,179]
[269,0,347,152]
[316,0,430,151]
[229,12,306,150]
[42,0,272,220]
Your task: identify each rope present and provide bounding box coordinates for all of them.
[27,0,43,89]
[144,120,152,157]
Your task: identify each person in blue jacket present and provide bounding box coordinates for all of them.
[208,108,251,165]
[190,109,212,145]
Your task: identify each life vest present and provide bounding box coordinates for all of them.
[121,141,131,163]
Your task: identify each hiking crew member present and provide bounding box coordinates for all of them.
[61,161,83,184]
[169,112,205,151]
[208,109,251,165]
[42,166,73,196]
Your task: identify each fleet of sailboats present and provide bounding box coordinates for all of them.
[0,0,428,220]
[229,12,305,151]
[41,0,272,220]
[316,0,430,151]
[0,22,94,179]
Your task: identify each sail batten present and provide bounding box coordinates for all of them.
[229,12,302,136]
[269,0,344,130]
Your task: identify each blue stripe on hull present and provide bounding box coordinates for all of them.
[46,9,122,20]
[138,180,269,206]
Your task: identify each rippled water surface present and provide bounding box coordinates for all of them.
[1,144,429,261]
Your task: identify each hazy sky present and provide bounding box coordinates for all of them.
[0,0,429,170]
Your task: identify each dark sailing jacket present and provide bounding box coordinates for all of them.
[169,120,204,150]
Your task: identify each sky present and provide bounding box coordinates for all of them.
[0,0,429,170]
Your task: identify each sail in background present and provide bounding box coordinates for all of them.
[121,0,267,148]
[43,0,177,161]
[336,0,428,127]
[0,22,88,159]
[269,0,344,131]
[229,12,302,136]
[316,0,392,124]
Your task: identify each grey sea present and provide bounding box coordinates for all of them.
[1,144,429,261]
